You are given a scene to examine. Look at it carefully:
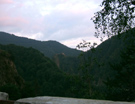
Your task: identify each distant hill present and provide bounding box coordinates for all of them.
[0,32,81,58]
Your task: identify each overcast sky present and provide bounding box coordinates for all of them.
[0,0,103,48]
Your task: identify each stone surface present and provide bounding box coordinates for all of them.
[15,96,135,104]
[0,92,9,100]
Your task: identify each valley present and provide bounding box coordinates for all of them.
[0,30,134,102]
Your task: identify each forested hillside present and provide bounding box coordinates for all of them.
[0,49,24,100]
[53,33,125,76]
[0,44,89,100]
[85,35,125,83]
[0,49,24,87]
[80,29,135,101]
[53,53,80,74]
[0,32,81,58]
[52,31,133,100]
[0,29,134,101]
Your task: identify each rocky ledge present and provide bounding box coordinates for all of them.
[15,96,135,104]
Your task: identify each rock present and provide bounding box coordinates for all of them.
[0,92,9,100]
[15,96,135,104]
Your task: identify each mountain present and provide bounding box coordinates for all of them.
[75,36,122,80]
[53,30,128,89]
[0,32,81,58]
[0,30,133,100]
[0,44,89,99]
[51,29,135,100]
[52,34,125,75]
[79,31,133,96]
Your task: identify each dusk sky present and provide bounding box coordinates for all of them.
[0,0,103,48]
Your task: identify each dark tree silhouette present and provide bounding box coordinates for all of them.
[92,0,135,39]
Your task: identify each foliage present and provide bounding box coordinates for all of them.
[0,30,135,101]
[20,82,38,98]
[51,31,134,100]
[0,33,132,101]
[105,38,135,101]
[92,0,135,39]
[0,84,21,100]
[0,44,89,99]
[92,0,135,101]
[76,40,106,99]
[76,40,97,52]
[0,49,24,88]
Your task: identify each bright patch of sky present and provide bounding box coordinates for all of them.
[0,0,103,48]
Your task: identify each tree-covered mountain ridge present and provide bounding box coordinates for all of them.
[0,44,90,100]
[0,29,133,101]
[82,30,135,91]
[0,31,81,58]
[53,29,131,92]
[53,31,126,75]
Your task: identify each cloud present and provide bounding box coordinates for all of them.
[61,36,101,49]
[0,0,103,48]
[40,7,96,41]
[0,0,14,4]
[0,16,28,27]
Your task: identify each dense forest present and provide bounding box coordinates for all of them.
[1,0,135,102]
[0,28,134,101]
[0,28,135,101]
[0,44,90,100]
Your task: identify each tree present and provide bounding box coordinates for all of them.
[0,84,21,100]
[105,38,135,101]
[76,40,105,99]
[92,0,135,39]
[92,0,135,101]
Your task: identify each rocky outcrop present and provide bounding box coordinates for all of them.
[0,50,24,87]
[53,54,60,68]
[0,92,29,104]
[15,96,135,104]
[0,92,8,100]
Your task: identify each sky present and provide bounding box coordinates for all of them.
[0,0,103,49]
